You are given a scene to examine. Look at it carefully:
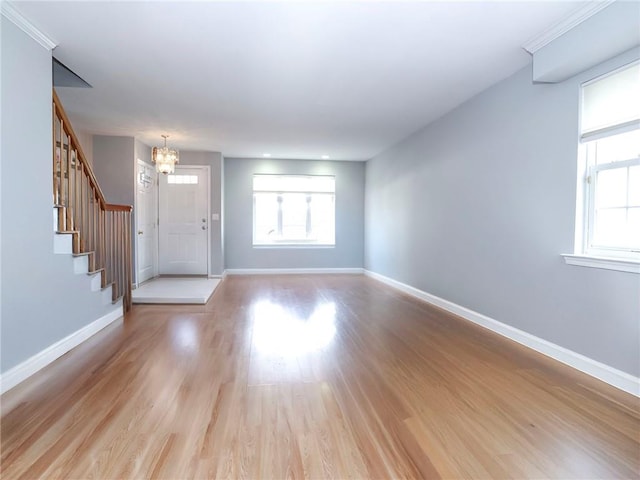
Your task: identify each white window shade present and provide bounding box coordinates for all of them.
[253,175,335,193]
[581,62,640,139]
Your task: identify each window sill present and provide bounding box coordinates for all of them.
[562,254,640,274]
[253,244,335,249]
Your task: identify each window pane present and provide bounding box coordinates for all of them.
[167,174,198,185]
[309,194,335,243]
[254,193,278,242]
[281,193,307,239]
[628,165,640,207]
[596,168,627,208]
[628,208,640,248]
[593,208,627,248]
[594,129,640,165]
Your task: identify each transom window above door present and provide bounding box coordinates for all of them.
[167,174,199,185]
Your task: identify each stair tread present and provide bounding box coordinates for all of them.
[73,251,95,257]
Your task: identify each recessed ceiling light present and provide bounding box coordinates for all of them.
[321,155,330,160]
[263,153,271,157]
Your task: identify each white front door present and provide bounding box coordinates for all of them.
[136,160,158,284]
[159,166,209,275]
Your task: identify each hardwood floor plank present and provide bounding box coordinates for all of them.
[1,274,638,479]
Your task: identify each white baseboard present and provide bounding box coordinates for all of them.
[0,307,123,395]
[225,267,364,275]
[364,270,640,397]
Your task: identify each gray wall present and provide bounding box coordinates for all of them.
[75,130,94,166]
[179,151,224,276]
[225,158,364,269]
[93,135,135,206]
[1,19,118,373]
[135,139,151,167]
[365,48,640,377]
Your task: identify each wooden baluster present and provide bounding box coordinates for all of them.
[68,143,73,231]
[96,195,100,269]
[52,105,58,205]
[73,147,79,236]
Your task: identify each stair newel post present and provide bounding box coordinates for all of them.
[65,131,73,230]
[100,207,105,287]
[125,209,132,311]
[69,144,74,231]
[109,211,114,288]
[121,211,126,302]
[115,211,120,301]
[91,187,96,263]
[79,165,84,252]
[91,186,95,261]
[106,208,109,286]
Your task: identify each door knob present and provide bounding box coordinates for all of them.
[201,225,207,230]
[138,230,143,235]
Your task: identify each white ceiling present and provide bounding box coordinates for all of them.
[14,1,587,160]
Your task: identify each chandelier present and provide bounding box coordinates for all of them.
[152,135,179,174]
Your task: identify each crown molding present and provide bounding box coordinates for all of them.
[523,1,615,54]
[1,1,56,50]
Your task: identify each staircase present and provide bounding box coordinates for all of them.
[52,89,132,312]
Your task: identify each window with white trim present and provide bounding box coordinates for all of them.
[253,174,335,246]
[578,62,640,261]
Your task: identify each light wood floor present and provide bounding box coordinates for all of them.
[1,275,638,479]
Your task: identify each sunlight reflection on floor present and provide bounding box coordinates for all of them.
[251,300,337,355]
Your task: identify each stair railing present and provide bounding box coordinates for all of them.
[52,89,132,312]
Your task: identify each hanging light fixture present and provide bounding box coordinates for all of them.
[152,134,179,174]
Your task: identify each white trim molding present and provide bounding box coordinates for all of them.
[225,267,364,276]
[364,270,640,397]
[522,1,614,53]
[562,254,640,274]
[1,1,57,50]
[0,307,123,394]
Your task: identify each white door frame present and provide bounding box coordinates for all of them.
[158,164,211,276]
[134,159,158,287]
